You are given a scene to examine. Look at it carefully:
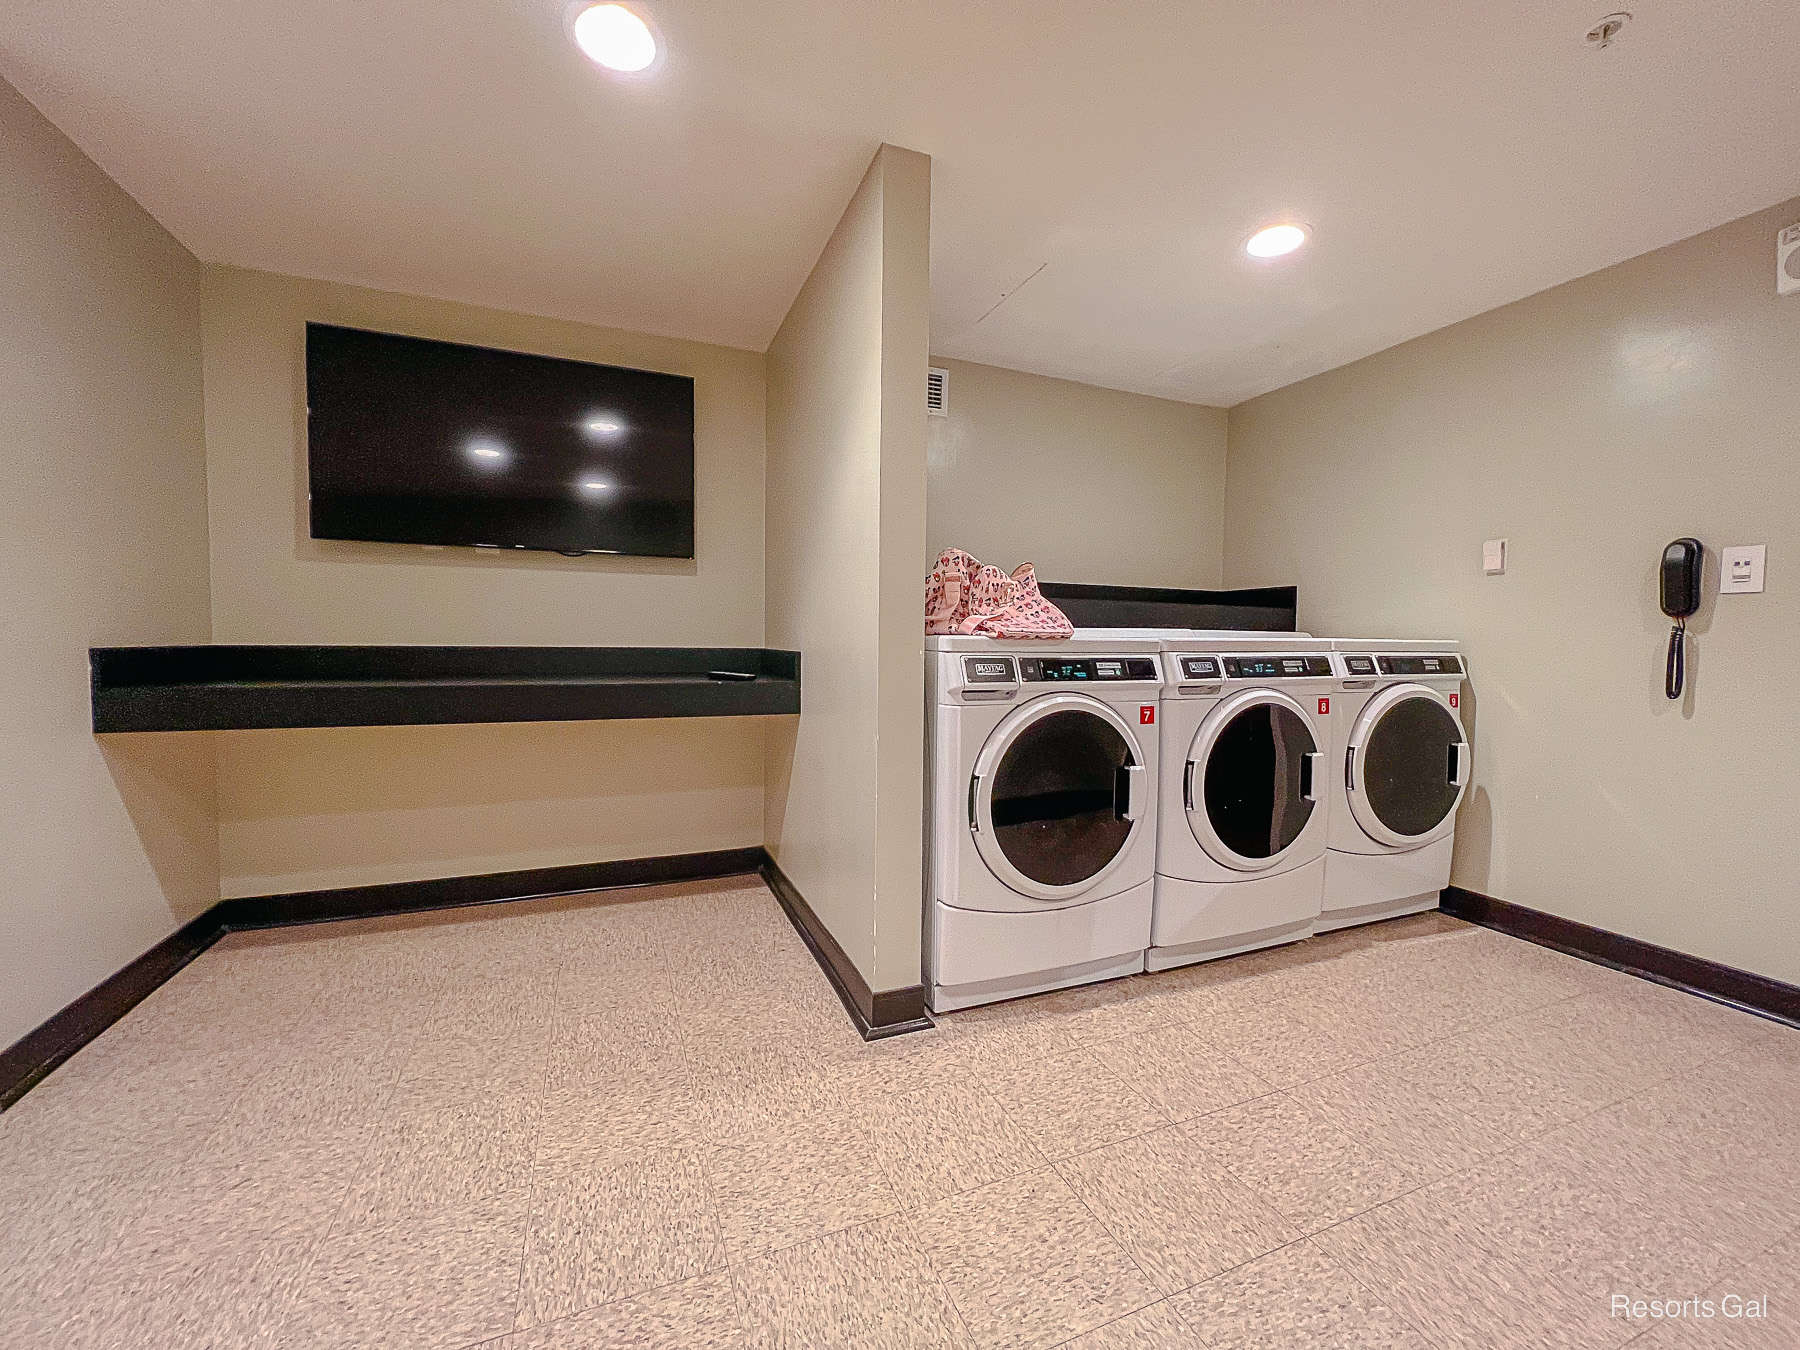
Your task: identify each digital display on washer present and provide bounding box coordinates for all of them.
[1018,657,1156,682]
[1376,655,1462,675]
[1179,656,1222,680]
[1223,655,1332,678]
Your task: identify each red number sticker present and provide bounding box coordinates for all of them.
[1139,705,1155,725]
[1449,692,1459,708]
[1317,697,1330,715]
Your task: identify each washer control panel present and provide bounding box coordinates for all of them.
[1176,656,1222,681]
[1374,654,1462,675]
[1018,656,1158,682]
[1222,655,1333,678]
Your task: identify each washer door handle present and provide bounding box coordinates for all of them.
[1183,759,1197,813]
[1449,741,1470,788]
[1301,751,1323,803]
[1118,763,1146,822]
[968,771,982,833]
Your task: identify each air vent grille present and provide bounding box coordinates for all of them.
[926,366,949,417]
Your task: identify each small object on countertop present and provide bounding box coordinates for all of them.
[707,669,757,682]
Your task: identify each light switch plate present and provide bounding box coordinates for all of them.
[1720,544,1766,595]
[1482,538,1507,575]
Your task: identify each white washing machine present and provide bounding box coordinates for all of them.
[1149,637,1336,970]
[925,635,1162,1012]
[1321,639,1470,932]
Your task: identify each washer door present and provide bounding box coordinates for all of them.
[1346,684,1469,848]
[970,694,1147,902]
[1185,689,1322,873]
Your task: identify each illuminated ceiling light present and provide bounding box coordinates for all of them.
[583,415,627,438]
[572,4,658,73]
[1245,223,1308,258]
[466,437,510,465]
[579,478,616,494]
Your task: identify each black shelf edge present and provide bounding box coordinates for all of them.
[91,645,800,732]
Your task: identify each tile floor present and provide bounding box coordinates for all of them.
[2,876,1797,1349]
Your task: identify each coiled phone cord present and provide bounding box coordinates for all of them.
[1665,618,1686,701]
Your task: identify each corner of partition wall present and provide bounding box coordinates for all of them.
[872,141,933,1000]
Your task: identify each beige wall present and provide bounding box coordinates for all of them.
[0,79,216,1046]
[200,267,771,895]
[765,145,931,994]
[213,719,767,897]
[1225,196,1800,984]
[928,359,1229,586]
[201,265,766,647]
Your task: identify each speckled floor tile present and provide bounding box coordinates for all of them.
[1309,1188,1611,1350]
[1630,1224,1800,1349]
[915,1168,1157,1350]
[10,886,1800,1350]
[516,1147,725,1328]
[491,1271,749,1348]
[980,1048,1169,1162]
[871,1074,1049,1208]
[1030,979,1189,1045]
[334,1093,541,1232]
[1187,998,1375,1088]
[1089,1021,1274,1122]
[1055,1127,1296,1296]
[121,1128,367,1252]
[703,1118,900,1260]
[1180,1090,1420,1231]
[11,1227,317,1350]
[1290,1055,1511,1182]
[1169,1239,1431,1349]
[934,1001,1091,1070]
[731,1213,971,1349]
[1369,1026,1595,1145]
[1058,1302,1200,1348]
[269,1187,530,1348]
[1489,986,1777,1115]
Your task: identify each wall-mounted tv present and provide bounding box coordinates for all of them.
[305,323,695,558]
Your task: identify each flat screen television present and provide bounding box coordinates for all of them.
[305,323,696,558]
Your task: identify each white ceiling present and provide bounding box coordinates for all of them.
[6,1,1798,405]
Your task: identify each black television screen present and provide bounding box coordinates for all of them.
[305,323,695,558]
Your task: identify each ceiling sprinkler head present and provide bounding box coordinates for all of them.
[1586,11,1631,49]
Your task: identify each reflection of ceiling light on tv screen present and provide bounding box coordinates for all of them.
[572,4,658,73]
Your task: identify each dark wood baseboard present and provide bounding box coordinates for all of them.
[758,857,933,1041]
[1440,886,1800,1029]
[0,909,230,1111]
[213,847,769,930]
[2,843,928,1111]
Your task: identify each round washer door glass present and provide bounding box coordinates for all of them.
[1361,696,1463,837]
[1199,700,1317,861]
[987,708,1135,889]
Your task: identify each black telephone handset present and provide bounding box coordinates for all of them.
[1660,538,1703,700]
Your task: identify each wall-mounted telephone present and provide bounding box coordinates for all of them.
[1661,538,1703,699]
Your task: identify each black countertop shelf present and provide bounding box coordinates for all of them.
[90,645,801,732]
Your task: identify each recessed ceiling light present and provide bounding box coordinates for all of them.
[466,437,509,464]
[1245,223,1308,258]
[579,478,616,494]
[583,415,626,438]
[572,4,658,73]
